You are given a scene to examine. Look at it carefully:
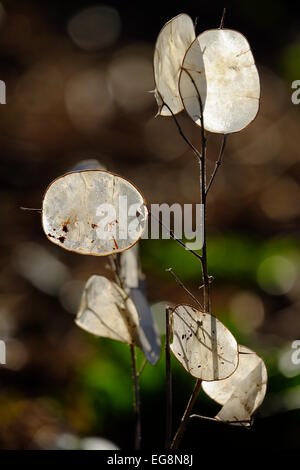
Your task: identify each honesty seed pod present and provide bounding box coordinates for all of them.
[170,304,238,381]
[42,170,148,256]
[153,13,195,116]
[76,275,147,347]
[202,345,268,425]
[179,29,260,133]
[120,245,161,365]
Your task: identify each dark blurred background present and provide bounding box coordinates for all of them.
[0,0,299,450]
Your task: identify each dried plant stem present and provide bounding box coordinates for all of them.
[20,207,42,213]
[158,94,202,162]
[137,357,147,377]
[130,343,142,450]
[166,267,203,310]
[219,8,226,29]
[109,254,142,450]
[165,307,172,450]
[190,414,253,427]
[149,209,203,263]
[199,121,210,313]
[171,379,202,449]
[170,69,211,449]
[183,66,210,311]
[206,134,227,195]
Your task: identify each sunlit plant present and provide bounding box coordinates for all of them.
[41,164,159,449]
[152,11,267,450]
[39,10,267,450]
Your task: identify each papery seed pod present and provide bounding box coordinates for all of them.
[179,29,260,133]
[202,345,268,425]
[120,245,161,365]
[75,275,146,348]
[153,13,195,116]
[170,304,238,381]
[42,170,148,256]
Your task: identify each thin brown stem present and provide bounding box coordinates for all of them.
[110,255,141,449]
[130,343,141,450]
[187,69,210,313]
[171,379,202,450]
[157,93,202,162]
[108,255,121,285]
[190,414,253,427]
[20,207,42,213]
[137,357,147,377]
[170,65,211,450]
[165,307,172,450]
[206,134,227,195]
[148,209,203,263]
[198,276,214,290]
[189,414,219,423]
[219,8,226,29]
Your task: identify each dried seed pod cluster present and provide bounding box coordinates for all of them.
[41,164,160,366]
[38,12,267,446]
[170,306,267,424]
[153,13,266,427]
[153,14,260,133]
[202,345,268,425]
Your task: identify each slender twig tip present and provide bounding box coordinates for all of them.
[20,207,42,213]
[219,7,226,29]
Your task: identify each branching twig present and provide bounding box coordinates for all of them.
[170,65,211,450]
[182,68,210,312]
[137,357,147,378]
[148,208,203,263]
[198,276,214,290]
[166,268,203,310]
[190,414,253,428]
[157,92,202,162]
[108,255,122,285]
[219,8,226,29]
[20,207,42,213]
[171,379,202,449]
[206,134,227,195]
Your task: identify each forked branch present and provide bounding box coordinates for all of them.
[170,68,210,449]
[206,134,227,195]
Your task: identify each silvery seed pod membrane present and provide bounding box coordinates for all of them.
[170,304,238,381]
[202,345,268,425]
[42,170,148,256]
[179,29,260,133]
[120,245,161,365]
[76,275,155,362]
[153,13,195,116]
[76,275,156,362]
[75,275,142,345]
